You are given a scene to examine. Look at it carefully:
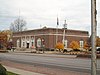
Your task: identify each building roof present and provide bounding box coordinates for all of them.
[13,28,89,37]
[13,27,89,34]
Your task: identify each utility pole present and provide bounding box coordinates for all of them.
[91,0,97,75]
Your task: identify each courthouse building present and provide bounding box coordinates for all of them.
[12,28,89,50]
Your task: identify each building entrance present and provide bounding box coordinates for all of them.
[27,43,29,48]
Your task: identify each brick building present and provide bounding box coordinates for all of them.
[12,28,89,50]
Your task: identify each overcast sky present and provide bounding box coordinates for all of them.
[0,0,100,36]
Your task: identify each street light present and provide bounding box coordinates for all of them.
[63,20,67,47]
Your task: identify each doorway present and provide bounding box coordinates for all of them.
[27,43,29,48]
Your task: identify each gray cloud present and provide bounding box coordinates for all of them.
[0,0,100,36]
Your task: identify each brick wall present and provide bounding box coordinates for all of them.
[12,28,89,49]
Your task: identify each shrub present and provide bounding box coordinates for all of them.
[55,42,64,52]
[84,42,89,50]
[69,41,80,50]
[0,64,7,75]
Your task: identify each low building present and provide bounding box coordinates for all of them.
[12,28,89,50]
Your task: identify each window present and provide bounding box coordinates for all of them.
[37,38,41,47]
[80,41,84,48]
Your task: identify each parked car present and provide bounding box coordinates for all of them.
[89,47,100,54]
[97,48,100,54]
[63,49,67,53]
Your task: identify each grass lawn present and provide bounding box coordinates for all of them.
[7,71,19,75]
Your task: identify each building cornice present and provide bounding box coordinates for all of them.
[13,33,89,38]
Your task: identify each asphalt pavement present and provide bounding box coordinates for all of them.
[0,52,100,75]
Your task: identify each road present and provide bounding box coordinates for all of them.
[0,53,100,74]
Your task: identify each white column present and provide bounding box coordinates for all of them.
[25,36,27,48]
[29,36,31,48]
[17,39,20,48]
[34,35,35,48]
[21,37,23,48]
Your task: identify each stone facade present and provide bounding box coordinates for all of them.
[12,28,89,49]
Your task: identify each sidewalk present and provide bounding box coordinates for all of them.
[4,65,46,75]
[9,50,77,58]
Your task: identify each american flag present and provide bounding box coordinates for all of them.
[57,17,59,25]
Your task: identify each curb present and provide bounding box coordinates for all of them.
[9,52,77,58]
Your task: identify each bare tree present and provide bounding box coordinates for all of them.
[10,18,27,32]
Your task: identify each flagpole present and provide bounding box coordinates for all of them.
[56,25,58,44]
[56,17,59,44]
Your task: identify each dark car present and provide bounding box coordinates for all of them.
[97,48,100,54]
[89,47,100,54]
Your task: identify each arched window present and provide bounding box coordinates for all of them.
[37,38,41,47]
